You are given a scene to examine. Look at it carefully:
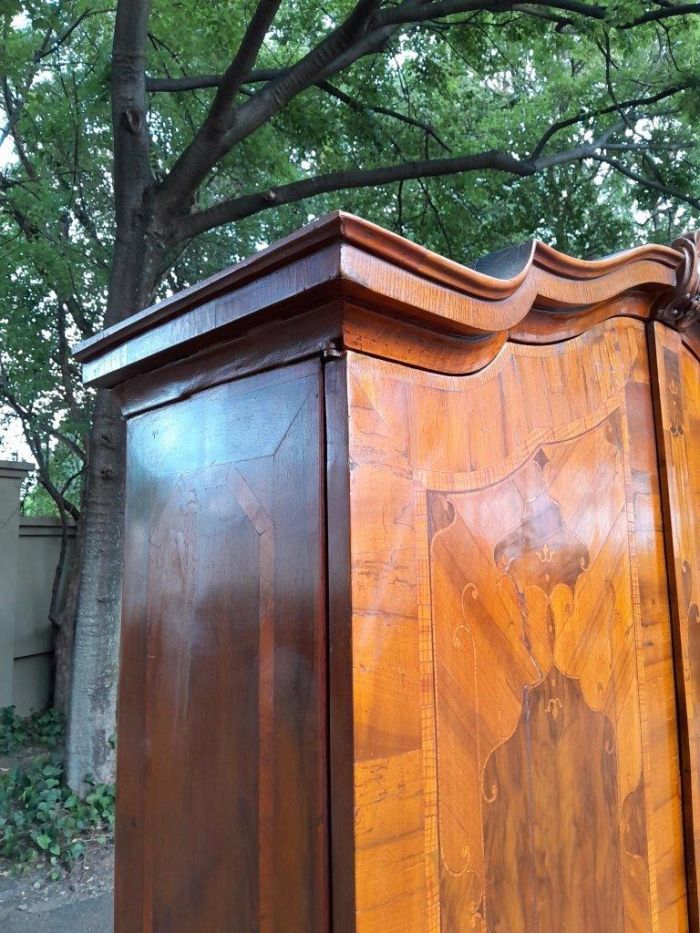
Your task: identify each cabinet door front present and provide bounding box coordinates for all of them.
[117,360,327,933]
[343,319,687,931]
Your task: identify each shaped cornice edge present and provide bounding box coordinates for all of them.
[73,212,694,387]
[335,212,681,304]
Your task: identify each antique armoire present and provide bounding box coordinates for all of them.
[75,213,700,932]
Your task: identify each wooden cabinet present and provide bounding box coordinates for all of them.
[115,363,328,931]
[76,215,700,932]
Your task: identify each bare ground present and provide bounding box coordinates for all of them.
[0,840,113,931]
[0,745,114,931]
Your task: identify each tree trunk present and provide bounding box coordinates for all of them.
[64,0,162,790]
[65,224,164,789]
[65,389,125,787]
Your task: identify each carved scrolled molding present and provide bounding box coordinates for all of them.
[654,231,700,331]
[73,211,689,387]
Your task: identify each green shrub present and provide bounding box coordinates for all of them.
[0,707,65,755]
[0,757,114,876]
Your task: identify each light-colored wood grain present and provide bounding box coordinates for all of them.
[344,318,688,931]
[76,211,689,388]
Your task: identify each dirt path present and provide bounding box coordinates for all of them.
[0,839,113,931]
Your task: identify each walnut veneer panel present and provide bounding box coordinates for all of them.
[343,318,687,931]
[116,360,327,932]
[651,324,700,920]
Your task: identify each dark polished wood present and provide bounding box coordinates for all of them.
[116,361,327,932]
[324,357,356,933]
[76,213,700,932]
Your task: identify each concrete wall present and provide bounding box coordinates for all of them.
[0,461,74,714]
[0,460,33,708]
[15,517,75,714]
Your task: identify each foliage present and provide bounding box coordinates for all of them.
[2,3,699,505]
[0,707,65,755]
[1,4,698,518]
[0,756,114,875]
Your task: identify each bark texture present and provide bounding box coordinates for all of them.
[66,391,125,786]
[65,0,158,788]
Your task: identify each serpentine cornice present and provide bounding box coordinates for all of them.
[73,211,697,386]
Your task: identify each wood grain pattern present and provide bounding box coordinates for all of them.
[75,212,689,389]
[115,360,327,933]
[650,322,700,926]
[324,356,357,933]
[341,318,688,931]
[482,668,623,931]
[89,212,700,933]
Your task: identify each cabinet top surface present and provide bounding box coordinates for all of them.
[74,211,699,387]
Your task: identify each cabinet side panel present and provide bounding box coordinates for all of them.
[627,348,688,929]
[115,360,327,933]
[345,318,688,932]
[651,323,700,925]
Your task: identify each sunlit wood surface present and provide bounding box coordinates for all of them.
[73,213,700,932]
[341,320,687,931]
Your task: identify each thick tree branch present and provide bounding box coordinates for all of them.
[377,0,700,27]
[147,69,450,148]
[146,68,283,92]
[623,3,700,27]
[179,150,529,238]
[376,0,604,28]
[206,0,284,131]
[179,123,625,239]
[154,0,700,230]
[146,73,223,92]
[144,1,700,96]
[157,0,382,211]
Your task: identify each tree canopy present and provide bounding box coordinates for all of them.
[2,1,699,506]
[0,0,698,782]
